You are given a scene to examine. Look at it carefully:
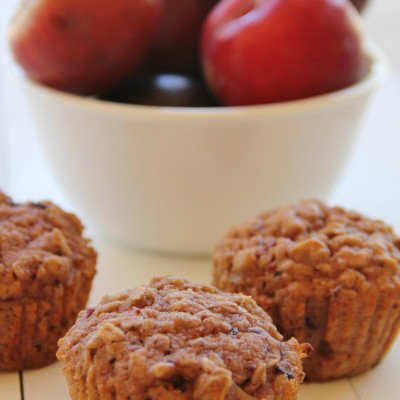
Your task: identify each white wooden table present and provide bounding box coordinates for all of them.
[2,1,400,398]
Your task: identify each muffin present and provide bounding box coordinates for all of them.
[57,276,311,400]
[213,199,400,381]
[0,191,97,370]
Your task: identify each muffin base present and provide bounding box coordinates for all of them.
[302,281,400,381]
[0,275,93,371]
[244,277,400,382]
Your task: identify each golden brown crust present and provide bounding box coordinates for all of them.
[212,199,400,381]
[0,192,97,370]
[57,276,310,400]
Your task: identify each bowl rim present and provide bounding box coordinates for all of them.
[14,42,390,119]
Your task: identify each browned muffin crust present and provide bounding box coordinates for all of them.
[0,192,97,370]
[57,276,311,400]
[213,199,400,381]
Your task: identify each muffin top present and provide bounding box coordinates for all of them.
[57,276,310,400]
[0,192,96,300]
[213,199,400,302]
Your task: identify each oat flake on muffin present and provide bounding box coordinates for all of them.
[57,276,311,400]
[213,199,400,381]
[0,191,97,371]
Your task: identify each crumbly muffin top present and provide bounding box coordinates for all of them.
[57,276,310,400]
[0,192,97,300]
[213,199,400,298]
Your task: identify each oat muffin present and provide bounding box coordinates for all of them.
[57,276,311,400]
[213,199,400,381]
[0,191,97,370]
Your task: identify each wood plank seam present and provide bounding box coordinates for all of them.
[19,371,24,400]
[349,378,363,400]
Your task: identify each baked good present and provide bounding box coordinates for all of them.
[213,199,400,381]
[0,191,97,370]
[57,276,311,400]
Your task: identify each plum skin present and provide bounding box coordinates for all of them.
[201,0,367,106]
[9,0,163,95]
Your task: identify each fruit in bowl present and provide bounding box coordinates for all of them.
[9,0,368,107]
[8,0,163,95]
[201,0,367,106]
[143,0,218,76]
[101,73,218,107]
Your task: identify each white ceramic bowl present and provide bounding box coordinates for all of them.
[16,44,389,255]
